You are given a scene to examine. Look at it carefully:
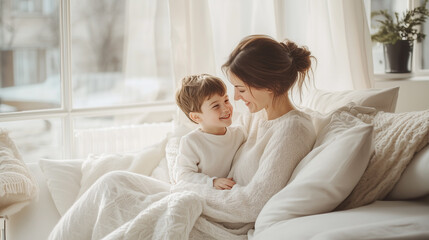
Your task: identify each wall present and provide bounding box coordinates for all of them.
[374,78,429,113]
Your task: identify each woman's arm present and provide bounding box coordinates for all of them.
[172,116,316,223]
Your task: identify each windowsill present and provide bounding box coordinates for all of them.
[373,73,429,113]
[374,73,429,82]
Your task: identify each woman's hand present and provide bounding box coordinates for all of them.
[213,177,236,190]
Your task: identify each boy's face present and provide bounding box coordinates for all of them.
[190,93,233,134]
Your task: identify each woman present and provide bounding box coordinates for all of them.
[172,34,317,236]
[49,35,317,239]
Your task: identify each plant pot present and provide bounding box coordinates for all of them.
[383,40,413,73]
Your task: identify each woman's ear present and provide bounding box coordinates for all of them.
[189,112,201,123]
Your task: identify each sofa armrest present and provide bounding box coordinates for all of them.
[8,162,60,240]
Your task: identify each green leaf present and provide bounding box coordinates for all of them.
[371,0,429,44]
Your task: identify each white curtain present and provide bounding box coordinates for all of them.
[123,0,158,79]
[168,0,374,93]
[168,0,217,85]
[305,0,374,91]
[123,0,172,81]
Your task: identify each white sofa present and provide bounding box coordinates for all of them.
[8,162,61,240]
[5,87,429,239]
[8,140,429,240]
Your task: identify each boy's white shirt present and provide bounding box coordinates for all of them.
[174,126,246,187]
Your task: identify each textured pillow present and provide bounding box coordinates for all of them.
[165,136,182,184]
[150,157,170,183]
[38,159,83,216]
[165,118,198,184]
[301,87,399,113]
[386,144,429,200]
[254,111,373,235]
[0,129,39,216]
[78,137,167,198]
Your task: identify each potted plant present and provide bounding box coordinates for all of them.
[371,0,429,73]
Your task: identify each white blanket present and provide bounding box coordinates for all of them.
[99,189,248,240]
[102,191,203,240]
[48,172,248,240]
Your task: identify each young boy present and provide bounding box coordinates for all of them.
[175,74,245,190]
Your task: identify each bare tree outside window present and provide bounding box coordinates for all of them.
[71,0,125,73]
[0,0,175,161]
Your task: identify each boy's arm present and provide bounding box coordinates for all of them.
[174,137,216,187]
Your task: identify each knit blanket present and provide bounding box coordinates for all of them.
[336,107,429,210]
[100,191,204,240]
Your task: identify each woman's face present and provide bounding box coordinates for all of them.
[228,72,273,113]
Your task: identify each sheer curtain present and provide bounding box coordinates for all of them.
[304,0,374,91]
[168,0,217,83]
[167,0,374,95]
[123,0,158,79]
[168,0,278,84]
[122,0,175,106]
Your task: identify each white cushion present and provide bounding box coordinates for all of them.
[301,87,399,113]
[165,117,197,184]
[254,111,373,235]
[38,136,168,216]
[78,137,167,197]
[8,162,61,240]
[387,144,429,200]
[150,157,170,183]
[253,200,429,240]
[38,159,83,216]
[0,129,39,216]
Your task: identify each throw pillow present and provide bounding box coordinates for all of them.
[0,129,39,216]
[150,157,170,183]
[386,144,429,200]
[165,116,198,184]
[78,137,167,198]
[254,111,373,235]
[301,87,399,113]
[38,159,83,216]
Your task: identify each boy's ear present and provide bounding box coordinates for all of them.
[189,112,201,123]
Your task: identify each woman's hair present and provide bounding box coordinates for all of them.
[222,35,316,98]
[175,74,227,123]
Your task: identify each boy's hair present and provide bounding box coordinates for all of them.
[176,74,227,123]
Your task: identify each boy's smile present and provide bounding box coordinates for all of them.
[219,113,231,120]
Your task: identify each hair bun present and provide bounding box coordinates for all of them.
[222,35,315,99]
[281,40,312,73]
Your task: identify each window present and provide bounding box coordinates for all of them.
[0,0,61,111]
[0,0,175,162]
[368,0,429,76]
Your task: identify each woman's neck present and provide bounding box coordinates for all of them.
[265,95,295,120]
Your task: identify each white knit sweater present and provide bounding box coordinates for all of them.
[175,126,246,186]
[172,109,316,225]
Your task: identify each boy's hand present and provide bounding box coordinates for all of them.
[213,177,236,190]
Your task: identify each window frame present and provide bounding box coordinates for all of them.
[0,0,176,159]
